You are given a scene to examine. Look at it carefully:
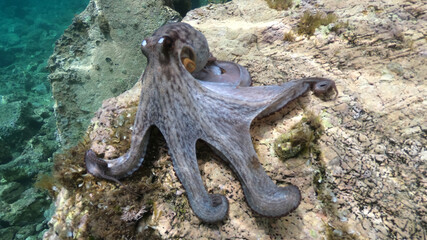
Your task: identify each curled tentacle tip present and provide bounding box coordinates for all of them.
[193,194,229,223]
[85,150,106,177]
[284,185,302,212]
[272,185,301,216]
[312,79,338,100]
[247,184,302,218]
[85,149,126,187]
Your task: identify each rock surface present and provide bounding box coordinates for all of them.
[45,0,426,239]
[48,0,181,147]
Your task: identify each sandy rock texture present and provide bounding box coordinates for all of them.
[45,0,426,239]
[47,0,181,147]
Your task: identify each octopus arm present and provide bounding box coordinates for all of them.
[202,121,301,218]
[165,134,229,223]
[199,77,336,119]
[84,119,153,180]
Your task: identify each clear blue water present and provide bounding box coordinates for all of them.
[0,0,89,95]
[0,0,88,239]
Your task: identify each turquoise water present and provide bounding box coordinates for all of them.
[0,0,88,239]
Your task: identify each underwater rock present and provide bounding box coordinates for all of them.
[0,187,51,238]
[0,101,42,164]
[0,182,25,204]
[0,100,56,182]
[46,0,426,239]
[48,0,181,147]
[1,188,49,226]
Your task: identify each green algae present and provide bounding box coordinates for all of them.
[297,11,338,36]
[311,146,357,240]
[282,11,350,40]
[274,111,324,160]
[264,0,293,10]
[283,31,296,42]
[273,111,356,239]
[97,14,110,35]
[34,173,59,197]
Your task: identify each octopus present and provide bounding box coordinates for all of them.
[85,22,337,223]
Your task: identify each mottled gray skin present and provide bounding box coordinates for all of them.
[85,22,337,223]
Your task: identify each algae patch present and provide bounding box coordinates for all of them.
[264,0,293,10]
[34,173,59,197]
[283,11,349,41]
[297,11,338,36]
[283,30,296,42]
[274,111,324,160]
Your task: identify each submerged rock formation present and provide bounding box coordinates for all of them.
[48,0,181,147]
[45,0,426,239]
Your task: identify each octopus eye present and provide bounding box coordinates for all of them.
[158,36,174,52]
[141,40,147,47]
